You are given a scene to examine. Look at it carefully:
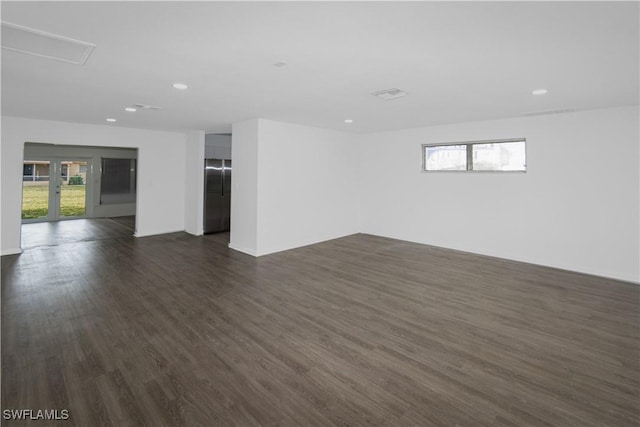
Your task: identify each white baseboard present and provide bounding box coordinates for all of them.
[134,229,184,238]
[228,243,257,257]
[1,248,22,256]
[255,232,360,257]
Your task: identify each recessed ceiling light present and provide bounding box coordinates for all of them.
[172,83,188,90]
[344,119,353,124]
[124,107,137,112]
[106,118,116,122]
[532,89,548,95]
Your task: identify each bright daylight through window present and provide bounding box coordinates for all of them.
[423,139,526,172]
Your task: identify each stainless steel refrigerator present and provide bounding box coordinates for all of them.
[204,159,231,233]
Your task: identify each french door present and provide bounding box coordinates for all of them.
[22,159,89,222]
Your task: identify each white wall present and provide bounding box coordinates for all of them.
[230,119,259,255]
[359,106,639,282]
[4,109,636,283]
[1,117,187,254]
[255,119,360,255]
[184,131,205,236]
[230,119,360,256]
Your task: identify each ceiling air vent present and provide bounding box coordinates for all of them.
[1,21,95,65]
[522,108,576,117]
[134,104,162,110]
[370,88,408,101]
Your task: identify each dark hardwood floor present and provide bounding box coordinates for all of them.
[2,222,638,426]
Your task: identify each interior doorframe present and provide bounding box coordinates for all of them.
[21,143,139,237]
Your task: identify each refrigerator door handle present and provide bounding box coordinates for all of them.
[221,159,225,196]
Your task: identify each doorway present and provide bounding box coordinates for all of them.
[21,143,138,250]
[22,159,88,222]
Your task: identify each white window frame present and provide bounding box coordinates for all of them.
[422,138,527,172]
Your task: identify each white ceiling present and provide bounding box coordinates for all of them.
[1,1,638,134]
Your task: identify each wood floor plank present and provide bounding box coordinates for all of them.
[2,221,638,426]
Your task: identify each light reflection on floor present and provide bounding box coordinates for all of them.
[21,217,135,249]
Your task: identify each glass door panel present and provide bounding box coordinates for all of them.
[59,161,87,218]
[21,160,51,220]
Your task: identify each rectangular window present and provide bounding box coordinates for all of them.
[61,163,69,180]
[100,158,137,204]
[424,144,467,171]
[422,139,526,172]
